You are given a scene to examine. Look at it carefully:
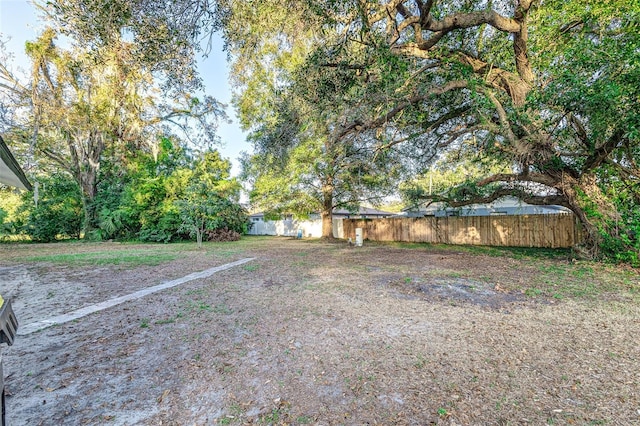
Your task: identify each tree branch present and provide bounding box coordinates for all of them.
[582,128,625,173]
[447,188,570,209]
[477,172,558,188]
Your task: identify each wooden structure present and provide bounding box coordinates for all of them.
[342,214,581,248]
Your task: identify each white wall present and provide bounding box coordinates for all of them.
[247,218,344,238]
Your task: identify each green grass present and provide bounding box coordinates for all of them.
[3,236,273,265]
[376,240,571,260]
[11,236,639,303]
[367,240,638,301]
[26,250,178,266]
[520,260,639,300]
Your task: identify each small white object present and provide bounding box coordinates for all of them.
[355,228,363,247]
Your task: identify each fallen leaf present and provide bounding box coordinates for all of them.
[157,389,170,403]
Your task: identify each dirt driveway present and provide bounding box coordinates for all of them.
[1,237,639,425]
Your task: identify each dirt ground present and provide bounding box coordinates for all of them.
[1,237,639,425]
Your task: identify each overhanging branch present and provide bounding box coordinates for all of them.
[418,187,571,210]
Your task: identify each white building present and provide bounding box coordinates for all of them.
[401,196,570,217]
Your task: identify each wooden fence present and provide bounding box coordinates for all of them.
[342,214,581,248]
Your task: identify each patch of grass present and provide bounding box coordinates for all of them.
[26,250,177,266]
[525,288,543,297]
[259,408,281,424]
[376,240,570,261]
[414,354,428,369]
[243,264,260,272]
[217,404,243,424]
[514,259,639,301]
[425,268,466,279]
[140,318,150,328]
[213,303,232,314]
[456,245,571,260]
[212,249,243,258]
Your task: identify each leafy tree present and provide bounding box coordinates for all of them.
[93,142,244,244]
[0,0,225,235]
[306,0,639,258]
[221,1,405,237]
[40,0,217,92]
[19,173,83,242]
[20,28,224,234]
[177,150,246,246]
[0,189,25,237]
[402,153,512,206]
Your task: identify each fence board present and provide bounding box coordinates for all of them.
[342,214,580,248]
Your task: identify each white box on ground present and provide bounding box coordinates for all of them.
[355,228,363,247]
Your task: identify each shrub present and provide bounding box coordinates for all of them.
[20,174,83,242]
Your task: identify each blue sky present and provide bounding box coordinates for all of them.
[0,0,250,176]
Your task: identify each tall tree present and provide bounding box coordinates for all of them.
[242,95,401,237]
[41,0,218,91]
[177,150,245,247]
[311,0,639,256]
[220,0,407,237]
[19,28,224,233]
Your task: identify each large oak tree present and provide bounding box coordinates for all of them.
[313,0,639,256]
[1,0,225,234]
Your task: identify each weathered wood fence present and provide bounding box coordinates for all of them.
[342,214,581,248]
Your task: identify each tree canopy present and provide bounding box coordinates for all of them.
[216,0,639,257]
[0,0,246,244]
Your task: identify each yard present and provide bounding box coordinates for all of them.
[1,237,639,425]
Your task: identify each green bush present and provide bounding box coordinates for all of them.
[20,174,83,242]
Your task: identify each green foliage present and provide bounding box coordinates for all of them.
[46,0,214,92]
[177,193,248,246]
[0,190,26,237]
[401,155,510,206]
[4,13,225,237]
[19,173,83,242]
[90,144,246,244]
[592,171,640,266]
[1,136,246,244]
[177,151,247,246]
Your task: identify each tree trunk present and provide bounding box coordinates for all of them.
[559,173,620,259]
[321,182,334,239]
[78,166,99,236]
[68,131,104,237]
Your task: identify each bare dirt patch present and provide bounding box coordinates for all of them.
[1,238,639,425]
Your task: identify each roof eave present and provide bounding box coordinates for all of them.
[0,136,32,191]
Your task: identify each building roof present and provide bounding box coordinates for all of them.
[332,207,394,216]
[402,195,570,216]
[0,136,32,191]
[250,206,395,218]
